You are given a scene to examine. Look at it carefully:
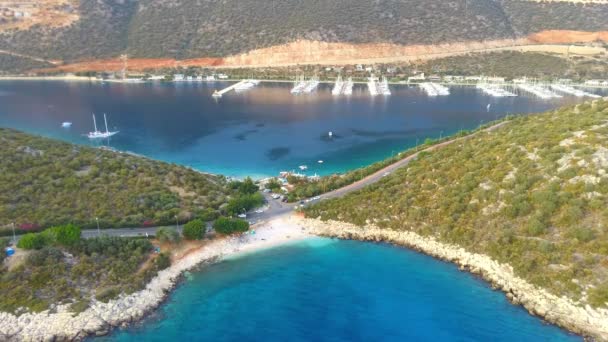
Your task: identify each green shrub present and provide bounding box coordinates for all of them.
[17,233,49,250]
[95,286,121,303]
[226,193,264,216]
[265,178,282,191]
[183,219,205,240]
[213,217,249,235]
[156,227,181,244]
[155,253,171,270]
[46,224,81,246]
[197,208,219,222]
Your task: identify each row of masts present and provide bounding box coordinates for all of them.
[331,75,354,96]
[210,77,603,100]
[291,75,320,94]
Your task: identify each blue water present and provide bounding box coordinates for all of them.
[1,80,602,178]
[102,239,579,341]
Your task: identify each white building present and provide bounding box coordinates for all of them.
[173,74,185,82]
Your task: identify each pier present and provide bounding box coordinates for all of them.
[419,82,450,96]
[367,75,390,96]
[212,79,259,98]
[367,76,379,96]
[550,84,600,98]
[476,84,517,97]
[332,76,354,96]
[291,76,319,94]
[517,84,562,99]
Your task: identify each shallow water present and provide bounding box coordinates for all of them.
[101,238,580,341]
[1,80,601,178]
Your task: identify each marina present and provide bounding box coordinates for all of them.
[476,84,517,97]
[1,80,603,178]
[517,84,562,99]
[550,84,601,98]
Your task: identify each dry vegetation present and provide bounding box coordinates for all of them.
[0,0,79,32]
[306,100,608,308]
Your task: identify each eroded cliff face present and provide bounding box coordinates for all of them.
[35,30,608,73]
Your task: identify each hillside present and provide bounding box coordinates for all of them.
[305,99,608,309]
[0,128,231,233]
[0,0,607,65]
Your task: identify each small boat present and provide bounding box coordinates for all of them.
[318,160,324,164]
[87,113,118,139]
[486,103,491,112]
[299,165,308,171]
[328,131,333,137]
[61,122,72,128]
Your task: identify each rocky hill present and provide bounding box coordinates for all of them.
[305,99,608,310]
[0,128,231,233]
[0,0,606,64]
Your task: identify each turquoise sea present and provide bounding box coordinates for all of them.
[101,238,579,341]
[2,80,597,340]
[1,80,603,178]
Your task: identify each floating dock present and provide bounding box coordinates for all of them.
[332,76,354,96]
[378,77,391,95]
[212,79,259,98]
[517,84,562,99]
[332,76,344,95]
[291,76,319,94]
[367,75,390,96]
[550,84,601,98]
[367,76,379,96]
[343,77,353,95]
[419,82,450,96]
[476,84,517,97]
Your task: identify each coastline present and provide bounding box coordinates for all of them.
[0,215,312,341]
[300,216,608,341]
[2,214,607,340]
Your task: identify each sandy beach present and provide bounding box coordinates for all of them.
[0,214,312,341]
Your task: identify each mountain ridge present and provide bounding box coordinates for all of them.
[0,0,607,66]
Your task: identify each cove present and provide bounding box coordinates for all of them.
[100,238,579,341]
[1,80,603,178]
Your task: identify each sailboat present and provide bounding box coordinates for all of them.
[87,113,118,139]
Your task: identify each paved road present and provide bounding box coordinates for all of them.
[31,121,506,241]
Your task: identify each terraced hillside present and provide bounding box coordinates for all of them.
[305,100,608,308]
[0,0,606,64]
[0,128,231,233]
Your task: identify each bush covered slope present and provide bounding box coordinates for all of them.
[0,128,231,232]
[305,100,608,308]
[0,0,607,62]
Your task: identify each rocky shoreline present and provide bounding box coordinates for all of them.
[0,216,311,341]
[2,215,607,341]
[301,217,608,341]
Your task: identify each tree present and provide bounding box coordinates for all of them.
[17,233,49,250]
[213,217,249,235]
[155,252,171,270]
[183,219,205,240]
[265,178,282,191]
[156,227,181,243]
[47,224,81,246]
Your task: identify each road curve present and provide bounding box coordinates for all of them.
[53,120,509,240]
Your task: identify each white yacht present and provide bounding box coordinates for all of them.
[87,113,118,139]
